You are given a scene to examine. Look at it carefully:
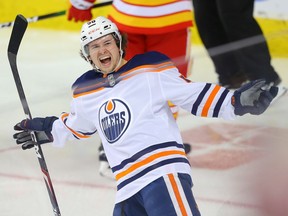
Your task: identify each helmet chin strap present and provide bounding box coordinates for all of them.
[113,49,124,71]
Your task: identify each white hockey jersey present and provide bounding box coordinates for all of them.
[51,51,236,203]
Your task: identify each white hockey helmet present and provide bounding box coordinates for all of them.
[80,16,122,60]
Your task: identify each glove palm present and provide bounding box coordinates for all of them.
[232,79,278,116]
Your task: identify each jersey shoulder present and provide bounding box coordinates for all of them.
[72,69,102,90]
[119,51,174,72]
[135,51,171,65]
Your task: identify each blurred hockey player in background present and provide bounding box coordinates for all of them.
[13,16,278,216]
[67,0,194,178]
[192,0,284,90]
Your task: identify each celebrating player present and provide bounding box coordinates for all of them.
[13,17,278,216]
[67,0,194,178]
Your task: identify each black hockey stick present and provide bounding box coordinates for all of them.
[7,14,61,216]
[0,1,113,28]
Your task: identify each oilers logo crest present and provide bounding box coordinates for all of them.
[99,99,131,143]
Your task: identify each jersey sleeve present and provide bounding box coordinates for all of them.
[158,68,236,120]
[51,98,97,147]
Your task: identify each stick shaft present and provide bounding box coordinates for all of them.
[7,14,61,216]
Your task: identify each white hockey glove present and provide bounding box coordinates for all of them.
[13,116,58,150]
[232,79,278,116]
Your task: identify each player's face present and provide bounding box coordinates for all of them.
[88,34,122,74]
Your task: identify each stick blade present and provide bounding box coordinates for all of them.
[8,15,28,55]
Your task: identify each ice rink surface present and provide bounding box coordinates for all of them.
[0,28,288,216]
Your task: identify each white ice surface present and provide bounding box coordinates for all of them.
[0,28,287,216]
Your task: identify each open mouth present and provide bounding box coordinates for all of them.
[100,56,111,66]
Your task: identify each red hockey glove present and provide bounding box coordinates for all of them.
[68,0,96,22]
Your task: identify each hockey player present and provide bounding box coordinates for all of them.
[67,0,194,178]
[68,0,193,80]
[13,17,278,216]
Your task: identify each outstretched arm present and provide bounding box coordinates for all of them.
[159,67,277,118]
[13,99,98,149]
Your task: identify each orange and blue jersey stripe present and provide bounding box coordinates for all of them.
[60,113,97,139]
[72,51,176,98]
[191,83,230,118]
[111,141,190,191]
